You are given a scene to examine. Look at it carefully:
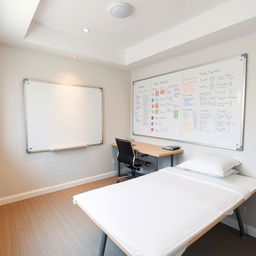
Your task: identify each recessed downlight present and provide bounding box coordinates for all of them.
[82,28,89,33]
[109,2,134,19]
[72,54,78,58]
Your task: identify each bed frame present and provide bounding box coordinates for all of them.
[98,206,247,256]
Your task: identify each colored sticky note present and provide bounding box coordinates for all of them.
[183,112,190,119]
[174,110,179,119]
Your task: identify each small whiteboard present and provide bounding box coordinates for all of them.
[24,79,103,153]
[133,54,247,150]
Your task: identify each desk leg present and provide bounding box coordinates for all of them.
[98,232,107,256]
[171,155,174,167]
[235,208,246,238]
[155,157,158,171]
[118,161,121,177]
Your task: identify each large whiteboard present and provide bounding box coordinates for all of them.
[133,54,247,150]
[24,79,103,153]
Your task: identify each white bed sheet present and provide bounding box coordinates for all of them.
[73,167,256,256]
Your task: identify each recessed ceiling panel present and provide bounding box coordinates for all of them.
[34,0,228,49]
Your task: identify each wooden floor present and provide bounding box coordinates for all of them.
[1,177,256,256]
[0,177,125,256]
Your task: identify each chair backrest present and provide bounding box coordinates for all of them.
[115,138,135,165]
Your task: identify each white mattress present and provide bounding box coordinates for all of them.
[73,167,256,256]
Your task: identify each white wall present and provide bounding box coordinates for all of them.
[131,32,256,232]
[0,44,131,199]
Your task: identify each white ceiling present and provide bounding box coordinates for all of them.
[34,0,228,49]
[1,0,256,69]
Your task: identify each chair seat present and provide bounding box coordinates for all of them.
[125,158,142,169]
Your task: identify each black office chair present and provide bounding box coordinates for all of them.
[115,138,142,182]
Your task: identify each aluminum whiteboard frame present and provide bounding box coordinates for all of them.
[23,78,103,153]
[132,54,247,151]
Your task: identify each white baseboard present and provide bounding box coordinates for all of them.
[222,216,256,238]
[0,171,115,206]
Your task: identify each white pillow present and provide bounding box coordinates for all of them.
[178,167,238,178]
[222,168,238,177]
[177,152,240,177]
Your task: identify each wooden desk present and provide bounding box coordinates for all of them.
[112,141,183,172]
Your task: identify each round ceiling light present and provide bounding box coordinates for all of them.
[82,28,89,33]
[109,2,134,19]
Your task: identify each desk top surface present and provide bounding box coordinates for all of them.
[112,140,183,157]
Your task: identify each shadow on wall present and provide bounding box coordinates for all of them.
[0,79,23,197]
[0,79,41,199]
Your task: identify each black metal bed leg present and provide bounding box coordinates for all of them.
[98,232,107,256]
[235,208,247,238]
